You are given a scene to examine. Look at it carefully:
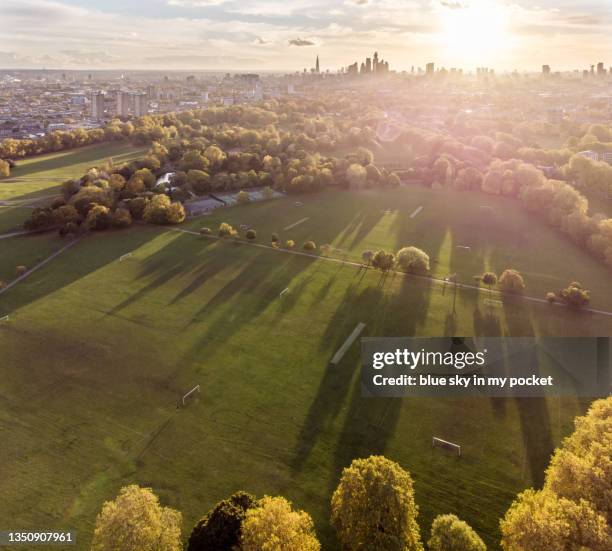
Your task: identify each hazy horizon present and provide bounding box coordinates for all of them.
[0,0,611,73]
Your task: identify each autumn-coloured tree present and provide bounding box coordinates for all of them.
[331,456,423,551]
[241,496,320,551]
[91,485,182,551]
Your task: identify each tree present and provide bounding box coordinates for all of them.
[331,455,423,551]
[112,207,132,228]
[303,240,317,251]
[91,485,182,551]
[143,195,185,225]
[286,240,295,249]
[188,491,255,551]
[428,514,486,551]
[219,222,237,238]
[86,204,111,231]
[498,269,525,293]
[362,250,374,267]
[545,397,612,524]
[0,159,10,178]
[16,265,27,277]
[396,246,430,274]
[501,398,612,550]
[372,250,395,273]
[246,228,257,241]
[558,281,590,309]
[320,244,332,256]
[346,163,368,188]
[262,186,275,199]
[481,272,498,291]
[236,190,251,204]
[500,489,609,551]
[241,496,320,551]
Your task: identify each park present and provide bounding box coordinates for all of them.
[1,140,611,548]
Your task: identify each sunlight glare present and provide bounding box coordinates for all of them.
[441,1,511,65]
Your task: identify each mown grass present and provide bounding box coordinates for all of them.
[0,187,609,550]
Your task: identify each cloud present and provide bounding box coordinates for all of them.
[288,37,315,46]
[440,1,466,9]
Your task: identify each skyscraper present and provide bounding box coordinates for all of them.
[315,55,320,73]
[133,93,147,117]
[116,91,130,117]
[426,62,435,75]
[542,65,551,75]
[90,91,105,120]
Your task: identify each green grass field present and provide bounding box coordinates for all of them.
[0,186,610,550]
[0,143,146,233]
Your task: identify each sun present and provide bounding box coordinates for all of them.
[440,1,512,66]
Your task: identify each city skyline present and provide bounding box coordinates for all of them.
[0,0,611,72]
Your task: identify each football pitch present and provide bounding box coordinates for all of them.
[0,187,610,549]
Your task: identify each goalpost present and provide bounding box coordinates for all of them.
[180,385,200,407]
[432,436,461,456]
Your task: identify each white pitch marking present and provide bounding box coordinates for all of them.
[283,217,310,231]
[410,206,423,218]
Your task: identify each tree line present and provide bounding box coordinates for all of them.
[89,397,611,550]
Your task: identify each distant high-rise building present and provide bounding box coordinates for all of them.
[542,64,551,75]
[426,62,435,75]
[597,62,606,75]
[315,55,320,73]
[90,91,105,120]
[116,91,130,117]
[365,57,372,73]
[373,51,379,73]
[133,93,147,117]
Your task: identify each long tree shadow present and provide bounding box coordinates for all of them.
[501,298,554,486]
[0,226,161,314]
[291,283,388,473]
[185,250,317,357]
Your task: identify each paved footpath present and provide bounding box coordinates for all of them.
[166,227,612,319]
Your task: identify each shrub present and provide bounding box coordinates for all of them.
[15,265,27,277]
[320,244,332,255]
[271,233,279,243]
[286,240,295,249]
[246,229,257,241]
[396,246,430,274]
[303,240,316,251]
[546,292,557,303]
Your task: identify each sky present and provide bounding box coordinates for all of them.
[0,0,611,72]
